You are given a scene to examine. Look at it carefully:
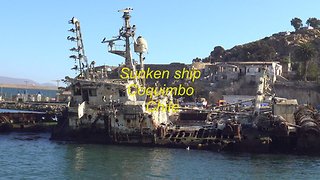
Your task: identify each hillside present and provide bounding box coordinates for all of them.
[0,76,55,87]
[203,28,320,64]
[190,28,320,105]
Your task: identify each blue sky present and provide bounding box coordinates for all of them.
[1,0,319,83]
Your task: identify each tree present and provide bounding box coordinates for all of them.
[291,17,303,31]
[202,57,210,63]
[306,17,320,28]
[210,46,225,63]
[256,43,276,61]
[293,43,316,81]
[192,57,202,63]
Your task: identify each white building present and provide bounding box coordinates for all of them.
[235,61,282,83]
[204,61,282,84]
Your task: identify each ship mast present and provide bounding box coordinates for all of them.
[122,8,135,68]
[67,17,89,78]
[102,7,136,69]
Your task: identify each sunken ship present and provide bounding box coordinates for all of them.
[51,8,320,154]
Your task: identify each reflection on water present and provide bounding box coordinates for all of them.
[1,133,320,179]
[74,146,85,171]
[148,148,171,178]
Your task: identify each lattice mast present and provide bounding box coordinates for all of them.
[67,17,89,78]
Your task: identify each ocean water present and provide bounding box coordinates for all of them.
[0,133,320,180]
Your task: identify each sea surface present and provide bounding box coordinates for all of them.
[1,133,320,180]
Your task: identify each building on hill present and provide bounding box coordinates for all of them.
[231,61,282,83]
[203,61,282,84]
